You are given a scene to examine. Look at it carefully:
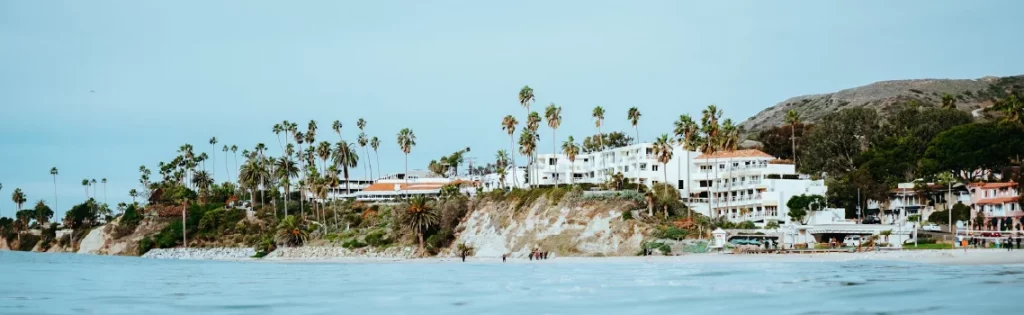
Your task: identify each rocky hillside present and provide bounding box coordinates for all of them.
[450,192,653,258]
[740,75,1024,134]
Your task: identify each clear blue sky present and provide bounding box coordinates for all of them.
[2,0,1023,216]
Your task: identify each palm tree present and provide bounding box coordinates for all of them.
[370,136,380,180]
[90,179,97,200]
[332,120,343,140]
[50,167,58,213]
[316,141,332,175]
[192,171,213,203]
[276,215,308,246]
[231,145,239,184]
[496,150,510,188]
[101,178,108,205]
[255,143,268,206]
[358,132,370,182]
[561,136,579,186]
[275,152,299,210]
[674,114,699,210]
[129,189,138,204]
[11,188,26,210]
[785,109,801,165]
[993,93,1023,127]
[545,103,562,185]
[396,128,417,196]
[592,106,606,180]
[293,131,307,215]
[222,145,231,181]
[239,155,265,209]
[654,134,674,204]
[526,111,541,187]
[627,107,641,191]
[519,85,535,115]
[402,195,438,255]
[333,141,359,194]
[518,130,538,189]
[209,137,218,181]
[720,119,740,151]
[81,179,90,199]
[501,115,520,188]
[273,123,285,153]
[701,104,722,218]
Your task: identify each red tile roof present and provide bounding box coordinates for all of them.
[969,181,1017,189]
[696,149,774,160]
[976,196,1021,205]
[360,180,477,192]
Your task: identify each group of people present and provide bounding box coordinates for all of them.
[528,250,550,261]
[964,236,1022,250]
[826,237,842,249]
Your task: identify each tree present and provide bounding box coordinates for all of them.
[519,85,535,115]
[496,150,510,188]
[129,189,138,204]
[209,137,218,181]
[928,202,970,225]
[518,130,538,188]
[231,145,239,185]
[333,142,359,194]
[276,215,308,247]
[593,106,606,180]
[526,111,542,187]
[920,123,1024,182]
[990,92,1023,127]
[501,115,520,188]
[785,110,801,166]
[50,167,58,214]
[674,114,699,205]
[786,194,825,224]
[545,103,562,184]
[11,188,26,210]
[90,179,97,200]
[81,179,89,199]
[654,134,673,199]
[396,128,417,197]
[357,118,370,183]
[102,178,108,205]
[33,200,53,226]
[561,136,579,186]
[800,108,880,176]
[757,123,811,161]
[941,93,957,109]
[700,104,722,217]
[402,195,439,255]
[370,136,381,180]
[627,107,641,191]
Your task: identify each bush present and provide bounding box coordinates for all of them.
[138,236,155,255]
[342,239,367,249]
[621,210,634,221]
[765,221,780,229]
[364,229,392,247]
[253,236,276,258]
[737,221,756,229]
[643,241,671,255]
[114,204,144,238]
[655,227,688,240]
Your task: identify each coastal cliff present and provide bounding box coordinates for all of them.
[448,191,653,258]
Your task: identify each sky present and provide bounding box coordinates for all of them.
[2,0,1024,216]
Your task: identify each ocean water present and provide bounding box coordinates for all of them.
[1,251,1021,314]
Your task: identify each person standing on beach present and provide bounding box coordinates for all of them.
[1016,236,1021,249]
[502,254,506,263]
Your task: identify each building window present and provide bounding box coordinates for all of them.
[677,180,685,189]
[549,158,557,166]
[699,180,710,188]
[652,165,658,171]
[640,164,647,171]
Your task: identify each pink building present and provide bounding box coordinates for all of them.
[969,181,1022,231]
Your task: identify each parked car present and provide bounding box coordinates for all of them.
[981,232,1002,237]
[922,223,941,231]
[843,235,865,247]
[862,216,881,224]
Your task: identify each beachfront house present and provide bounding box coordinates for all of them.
[968,181,1021,231]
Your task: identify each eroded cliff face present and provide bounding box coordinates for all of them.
[452,195,652,258]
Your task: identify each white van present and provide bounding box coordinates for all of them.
[844,235,865,247]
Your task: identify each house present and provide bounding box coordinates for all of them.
[969,181,1021,230]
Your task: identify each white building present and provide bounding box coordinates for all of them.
[342,170,477,201]
[503,144,826,225]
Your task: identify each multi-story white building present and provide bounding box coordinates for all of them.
[687,150,826,225]
[510,144,825,225]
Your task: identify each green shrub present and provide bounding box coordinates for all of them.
[737,221,756,229]
[342,239,367,249]
[655,227,688,240]
[253,236,276,258]
[621,210,634,221]
[364,229,392,247]
[643,241,671,255]
[138,236,155,255]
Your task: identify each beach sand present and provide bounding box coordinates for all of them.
[265,249,1024,265]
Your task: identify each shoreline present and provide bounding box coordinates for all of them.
[130,247,1024,265]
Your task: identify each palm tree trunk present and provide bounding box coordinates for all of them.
[510,136,518,188]
[365,146,373,182]
[404,153,409,198]
[182,201,188,248]
[634,126,640,193]
[375,150,381,181]
[344,166,350,194]
[553,128,557,187]
[53,175,58,216]
[417,230,424,255]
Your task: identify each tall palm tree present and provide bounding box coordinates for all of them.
[501,115,520,188]
[993,93,1023,127]
[357,119,370,182]
[403,195,438,255]
[627,107,641,191]
[332,120,343,140]
[129,189,138,204]
[370,136,380,180]
[720,119,739,151]
[239,155,265,209]
[255,143,268,207]
[396,128,417,197]
[545,103,562,185]
[518,130,538,189]
[592,106,606,180]
[222,145,231,181]
[674,114,699,213]
[50,167,58,213]
[81,179,90,199]
[90,179,97,200]
[273,123,285,153]
[294,131,307,214]
[192,170,213,203]
[231,145,239,185]
[11,188,26,210]
[209,137,218,181]
[654,134,674,210]
[519,85,535,116]
[101,178,107,205]
[317,141,332,175]
[701,104,723,218]
[333,141,359,195]
[496,150,510,188]
[561,136,579,186]
[358,132,370,182]
[526,111,541,187]
[785,109,801,165]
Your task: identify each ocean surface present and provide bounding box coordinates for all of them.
[1,251,1021,315]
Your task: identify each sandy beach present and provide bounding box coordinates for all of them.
[250,248,1024,265]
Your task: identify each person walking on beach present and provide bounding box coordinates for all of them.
[1007,236,1013,252]
[1016,236,1021,249]
[502,254,506,263]
[528,252,533,261]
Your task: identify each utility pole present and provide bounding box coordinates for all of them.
[857,188,861,224]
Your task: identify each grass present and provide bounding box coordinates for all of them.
[902,243,953,250]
